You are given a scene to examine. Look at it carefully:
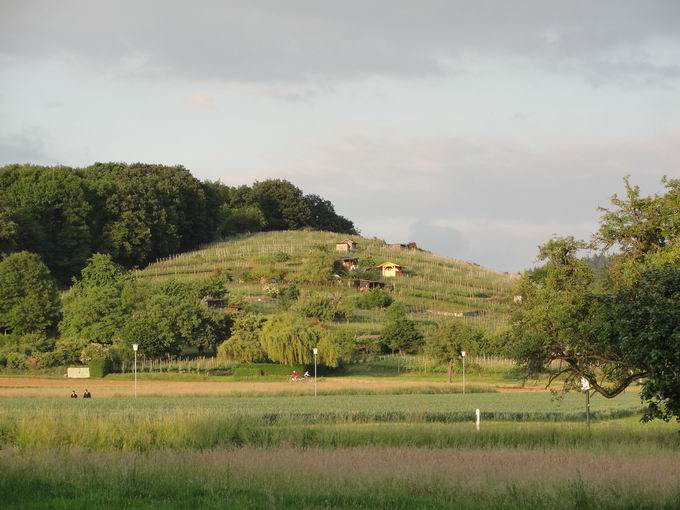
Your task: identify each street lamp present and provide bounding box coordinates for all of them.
[132,343,139,398]
[313,348,318,397]
[461,351,466,395]
[581,376,591,432]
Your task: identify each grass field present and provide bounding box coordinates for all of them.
[1,377,678,509]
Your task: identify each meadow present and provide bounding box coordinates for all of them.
[2,382,679,509]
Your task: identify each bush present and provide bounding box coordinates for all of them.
[89,357,113,378]
[356,289,393,309]
[19,333,55,353]
[53,337,88,366]
[6,352,27,369]
[295,293,351,321]
[80,343,112,364]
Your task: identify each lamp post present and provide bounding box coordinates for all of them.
[313,348,318,397]
[461,351,466,395]
[132,343,139,398]
[581,376,591,432]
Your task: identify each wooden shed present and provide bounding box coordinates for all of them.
[389,242,418,252]
[376,262,403,278]
[357,279,386,291]
[340,257,359,270]
[335,239,357,252]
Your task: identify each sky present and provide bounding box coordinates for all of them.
[1,1,679,272]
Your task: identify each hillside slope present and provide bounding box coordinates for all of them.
[136,231,518,333]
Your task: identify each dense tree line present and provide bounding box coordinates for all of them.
[0,163,356,284]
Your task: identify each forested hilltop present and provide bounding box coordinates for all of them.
[0,163,356,284]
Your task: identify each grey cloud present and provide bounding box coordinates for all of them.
[0,128,54,166]
[1,1,679,85]
[287,133,675,270]
[407,219,472,261]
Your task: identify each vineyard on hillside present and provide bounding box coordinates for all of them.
[135,231,519,334]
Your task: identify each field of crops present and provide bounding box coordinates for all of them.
[2,387,678,508]
[135,230,518,332]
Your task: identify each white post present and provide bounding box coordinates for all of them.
[461,351,466,395]
[132,343,139,398]
[313,347,318,397]
[476,408,480,432]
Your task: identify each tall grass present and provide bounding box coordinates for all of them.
[2,447,680,509]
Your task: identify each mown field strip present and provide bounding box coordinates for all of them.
[1,391,643,418]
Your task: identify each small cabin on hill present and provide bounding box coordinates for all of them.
[335,239,357,252]
[340,257,359,270]
[389,242,418,252]
[357,279,386,291]
[376,262,403,278]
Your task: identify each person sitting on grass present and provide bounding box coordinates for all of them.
[70,390,77,398]
[291,370,299,382]
[83,389,91,399]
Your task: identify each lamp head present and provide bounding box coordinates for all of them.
[132,343,139,352]
[461,350,466,357]
[313,348,318,355]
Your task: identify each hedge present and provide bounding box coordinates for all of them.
[89,358,113,378]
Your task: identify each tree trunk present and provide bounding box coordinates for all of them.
[447,360,453,383]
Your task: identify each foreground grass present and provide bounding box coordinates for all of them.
[2,447,679,509]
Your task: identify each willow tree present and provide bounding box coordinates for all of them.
[261,314,319,365]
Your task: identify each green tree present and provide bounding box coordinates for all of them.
[425,322,483,383]
[217,313,266,363]
[381,302,422,354]
[250,179,311,230]
[261,314,319,365]
[356,288,393,309]
[511,178,680,421]
[60,254,132,344]
[0,252,60,335]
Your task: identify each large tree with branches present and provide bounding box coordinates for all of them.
[510,177,680,421]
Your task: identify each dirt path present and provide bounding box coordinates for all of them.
[0,376,483,397]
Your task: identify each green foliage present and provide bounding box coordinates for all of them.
[381,302,423,354]
[356,288,393,309]
[0,164,355,282]
[0,251,60,335]
[52,337,89,366]
[88,357,113,378]
[121,280,231,357]
[217,313,266,363]
[60,254,132,344]
[276,283,300,311]
[79,343,112,364]
[261,314,320,365]
[317,328,356,367]
[19,332,54,353]
[598,265,680,422]
[295,293,351,321]
[297,247,334,284]
[5,351,27,369]
[512,178,680,421]
[425,321,484,362]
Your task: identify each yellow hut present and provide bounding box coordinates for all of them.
[376,262,403,278]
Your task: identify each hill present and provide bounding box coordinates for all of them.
[136,231,518,334]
